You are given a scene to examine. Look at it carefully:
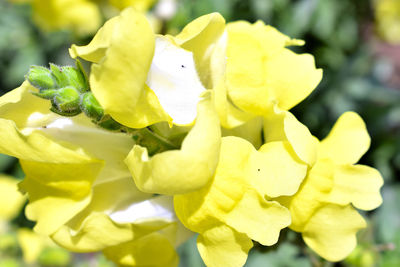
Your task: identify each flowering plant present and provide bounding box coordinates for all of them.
[0,8,383,267]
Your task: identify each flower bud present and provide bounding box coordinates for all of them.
[80,92,104,121]
[51,87,81,116]
[60,66,88,93]
[26,66,56,90]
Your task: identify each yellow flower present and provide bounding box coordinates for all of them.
[0,82,190,267]
[174,136,308,267]
[265,109,383,261]
[374,0,400,44]
[210,20,323,128]
[10,0,157,36]
[70,9,222,195]
[31,0,102,36]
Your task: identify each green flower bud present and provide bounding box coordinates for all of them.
[61,66,88,93]
[51,87,81,116]
[47,63,88,93]
[80,92,104,121]
[26,66,56,90]
[49,63,66,88]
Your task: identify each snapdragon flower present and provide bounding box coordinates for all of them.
[264,109,383,261]
[70,9,222,195]
[10,0,156,36]
[0,82,190,266]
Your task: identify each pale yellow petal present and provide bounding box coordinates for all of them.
[225,21,321,115]
[19,160,99,236]
[264,108,318,166]
[197,225,253,267]
[103,232,178,267]
[213,78,256,129]
[263,49,322,111]
[327,165,383,211]
[224,190,290,246]
[302,204,367,262]
[319,112,371,165]
[286,159,335,231]
[254,141,307,197]
[0,175,26,221]
[221,117,263,149]
[50,177,156,252]
[174,13,226,88]
[126,97,221,195]
[88,8,171,128]
[69,15,120,63]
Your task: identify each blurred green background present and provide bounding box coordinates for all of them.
[0,0,399,266]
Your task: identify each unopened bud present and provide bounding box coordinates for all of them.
[26,66,56,90]
[80,92,104,121]
[51,87,81,116]
[61,66,88,93]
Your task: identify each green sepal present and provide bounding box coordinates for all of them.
[50,105,82,117]
[97,115,122,131]
[61,66,88,93]
[26,65,56,90]
[80,92,104,121]
[49,63,66,88]
[76,59,89,91]
[32,89,59,100]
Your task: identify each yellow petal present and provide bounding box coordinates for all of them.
[319,112,371,165]
[264,108,318,166]
[0,82,50,128]
[17,228,45,264]
[221,117,263,149]
[50,177,157,252]
[327,165,383,211]
[0,175,26,221]
[103,232,178,267]
[225,21,322,115]
[69,15,120,63]
[174,12,226,88]
[125,96,221,195]
[175,137,293,246]
[263,49,322,111]
[88,8,172,128]
[286,159,335,231]
[302,204,367,262]
[254,141,307,197]
[19,160,100,236]
[197,225,253,267]
[224,190,291,246]
[0,85,107,237]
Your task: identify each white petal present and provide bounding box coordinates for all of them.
[109,195,175,224]
[146,37,206,125]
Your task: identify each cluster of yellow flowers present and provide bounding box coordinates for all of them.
[10,0,156,36]
[0,9,383,267]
